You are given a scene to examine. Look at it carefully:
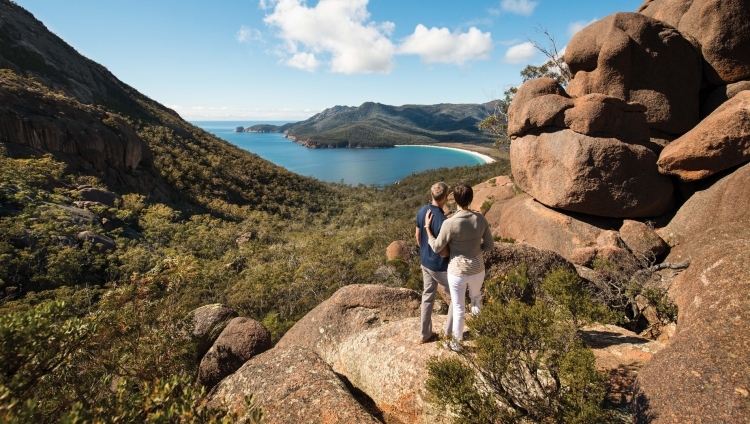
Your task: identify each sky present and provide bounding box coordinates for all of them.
[15,0,643,121]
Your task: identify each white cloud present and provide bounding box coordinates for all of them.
[500,0,537,17]
[286,52,321,72]
[398,25,493,65]
[504,41,537,64]
[263,0,396,74]
[236,25,263,43]
[568,18,598,37]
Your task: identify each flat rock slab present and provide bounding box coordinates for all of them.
[207,346,379,424]
[634,240,750,423]
[511,129,674,218]
[485,194,619,260]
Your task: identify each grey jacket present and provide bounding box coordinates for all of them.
[428,209,494,276]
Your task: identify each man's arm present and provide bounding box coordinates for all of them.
[415,226,421,247]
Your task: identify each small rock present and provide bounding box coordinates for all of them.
[198,317,272,389]
[76,231,115,252]
[101,218,115,232]
[619,219,667,262]
[235,232,254,246]
[386,240,411,261]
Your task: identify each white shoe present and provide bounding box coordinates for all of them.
[471,305,480,316]
[442,340,462,352]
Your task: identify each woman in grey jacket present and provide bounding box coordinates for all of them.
[425,184,494,349]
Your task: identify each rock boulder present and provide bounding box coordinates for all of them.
[638,0,750,85]
[198,317,272,389]
[190,304,238,358]
[634,240,750,422]
[565,12,702,134]
[701,79,750,117]
[657,91,750,181]
[207,346,380,424]
[511,129,674,218]
[386,240,412,261]
[657,162,750,248]
[469,175,516,213]
[619,220,667,262]
[485,194,619,259]
[484,242,578,286]
[76,231,115,252]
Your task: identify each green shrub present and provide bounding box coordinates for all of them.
[426,266,617,423]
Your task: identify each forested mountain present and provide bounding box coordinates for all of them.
[247,101,498,148]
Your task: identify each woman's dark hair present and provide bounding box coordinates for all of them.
[453,184,473,208]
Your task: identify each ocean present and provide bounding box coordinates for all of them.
[192,121,487,186]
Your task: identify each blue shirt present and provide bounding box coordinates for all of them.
[416,204,449,272]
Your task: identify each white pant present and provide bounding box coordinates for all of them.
[448,271,485,341]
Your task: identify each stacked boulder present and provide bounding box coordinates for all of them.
[501,1,750,421]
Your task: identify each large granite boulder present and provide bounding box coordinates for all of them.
[638,0,750,85]
[469,175,515,213]
[189,304,238,358]
[634,240,750,422]
[565,12,702,134]
[207,346,380,424]
[657,91,750,181]
[485,194,619,260]
[511,129,674,218]
[701,79,750,117]
[198,317,272,389]
[657,162,750,248]
[325,316,454,423]
[276,285,447,423]
[276,284,421,358]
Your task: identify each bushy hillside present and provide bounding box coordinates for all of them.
[248,101,498,148]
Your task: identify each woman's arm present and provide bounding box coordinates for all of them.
[425,210,450,253]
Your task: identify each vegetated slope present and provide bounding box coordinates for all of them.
[248,101,499,148]
[0,0,333,217]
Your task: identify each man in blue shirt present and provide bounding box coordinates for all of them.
[415,182,453,343]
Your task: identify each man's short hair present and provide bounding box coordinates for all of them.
[431,182,449,202]
[454,184,473,208]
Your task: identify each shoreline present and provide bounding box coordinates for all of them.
[394,144,496,164]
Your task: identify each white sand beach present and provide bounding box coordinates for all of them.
[394,144,496,164]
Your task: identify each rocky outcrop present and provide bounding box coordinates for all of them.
[510,129,674,218]
[485,194,619,260]
[664,221,750,263]
[323,316,454,423]
[565,12,702,134]
[198,317,272,389]
[638,0,750,85]
[74,187,123,208]
[507,78,573,137]
[469,175,515,213]
[634,240,750,422]
[276,284,420,356]
[386,240,412,261]
[657,162,750,248]
[190,304,238,358]
[207,346,380,424]
[657,91,750,181]
[276,285,447,423]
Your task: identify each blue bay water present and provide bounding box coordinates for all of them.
[192,121,485,186]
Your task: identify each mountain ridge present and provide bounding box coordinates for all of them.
[247,101,499,148]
